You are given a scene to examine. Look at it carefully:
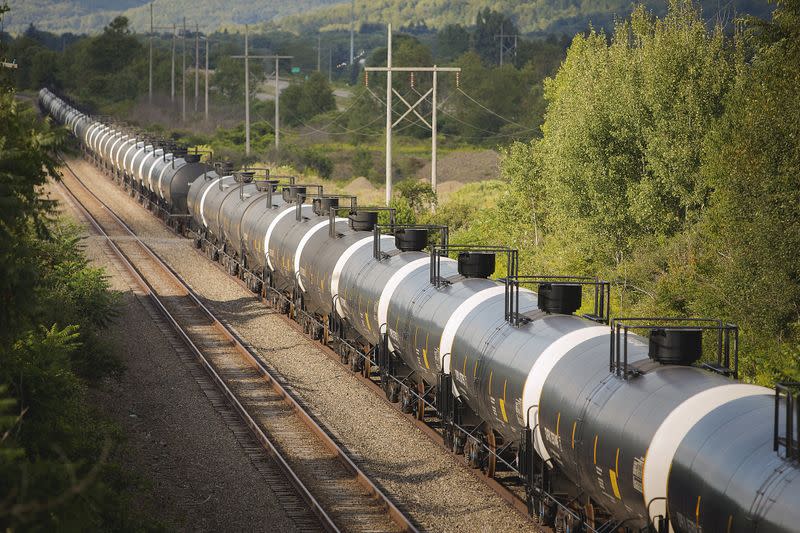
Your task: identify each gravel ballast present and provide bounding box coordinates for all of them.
[65,158,539,533]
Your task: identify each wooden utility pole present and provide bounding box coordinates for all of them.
[149,7,174,107]
[149,3,153,104]
[195,23,199,113]
[205,36,209,122]
[171,23,176,102]
[349,0,355,66]
[182,17,187,122]
[231,25,293,155]
[365,24,460,204]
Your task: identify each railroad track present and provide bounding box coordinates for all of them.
[57,160,418,533]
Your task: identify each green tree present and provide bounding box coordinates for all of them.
[298,71,336,119]
[696,0,800,383]
[436,24,470,61]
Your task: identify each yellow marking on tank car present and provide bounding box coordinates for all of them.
[609,470,621,499]
[463,355,468,375]
[571,421,577,449]
[423,332,430,369]
[727,515,733,533]
[608,447,622,499]
[696,496,701,526]
[499,379,508,422]
[593,435,598,464]
[488,370,493,394]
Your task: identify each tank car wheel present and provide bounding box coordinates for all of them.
[385,379,400,403]
[484,429,497,478]
[452,430,466,455]
[464,435,483,469]
[399,385,415,414]
[416,382,426,421]
[348,349,363,373]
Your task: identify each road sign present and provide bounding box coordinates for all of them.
[291,66,300,74]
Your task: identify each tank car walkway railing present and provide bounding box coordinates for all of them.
[56,159,418,533]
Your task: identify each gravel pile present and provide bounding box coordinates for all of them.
[48,178,302,533]
[67,158,539,533]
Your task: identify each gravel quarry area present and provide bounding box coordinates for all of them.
[62,158,539,533]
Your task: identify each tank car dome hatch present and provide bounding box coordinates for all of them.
[237,171,255,183]
[313,196,339,216]
[349,211,378,232]
[457,251,495,279]
[395,228,427,252]
[255,179,279,192]
[537,282,582,315]
[184,153,201,164]
[282,185,307,203]
[648,328,703,366]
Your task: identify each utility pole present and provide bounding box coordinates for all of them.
[244,24,250,154]
[231,26,292,155]
[365,24,460,204]
[171,23,176,102]
[205,36,209,122]
[195,23,199,113]
[182,17,187,122]
[349,0,355,66]
[149,3,153,104]
[494,25,521,67]
[498,23,503,66]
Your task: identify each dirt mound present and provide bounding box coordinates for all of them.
[416,149,499,183]
[344,176,377,194]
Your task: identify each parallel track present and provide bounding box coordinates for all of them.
[57,160,418,533]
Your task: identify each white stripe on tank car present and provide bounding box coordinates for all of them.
[136,146,153,183]
[127,146,145,174]
[330,235,394,317]
[643,383,769,529]
[146,150,164,190]
[109,136,127,169]
[438,285,507,374]
[122,143,144,175]
[85,123,98,148]
[198,177,223,228]
[521,326,608,463]
[264,205,312,271]
[157,154,173,198]
[99,131,114,159]
[294,218,347,292]
[377,257,456,350]
[98,130,113,159]
[91,126,107,152]
[116,139,133,170]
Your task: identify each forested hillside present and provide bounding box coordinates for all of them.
[281,0,772,35]
[3,0,771,35]
[2,0,341,34]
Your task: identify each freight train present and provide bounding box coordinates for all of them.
[39,88,800,533]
